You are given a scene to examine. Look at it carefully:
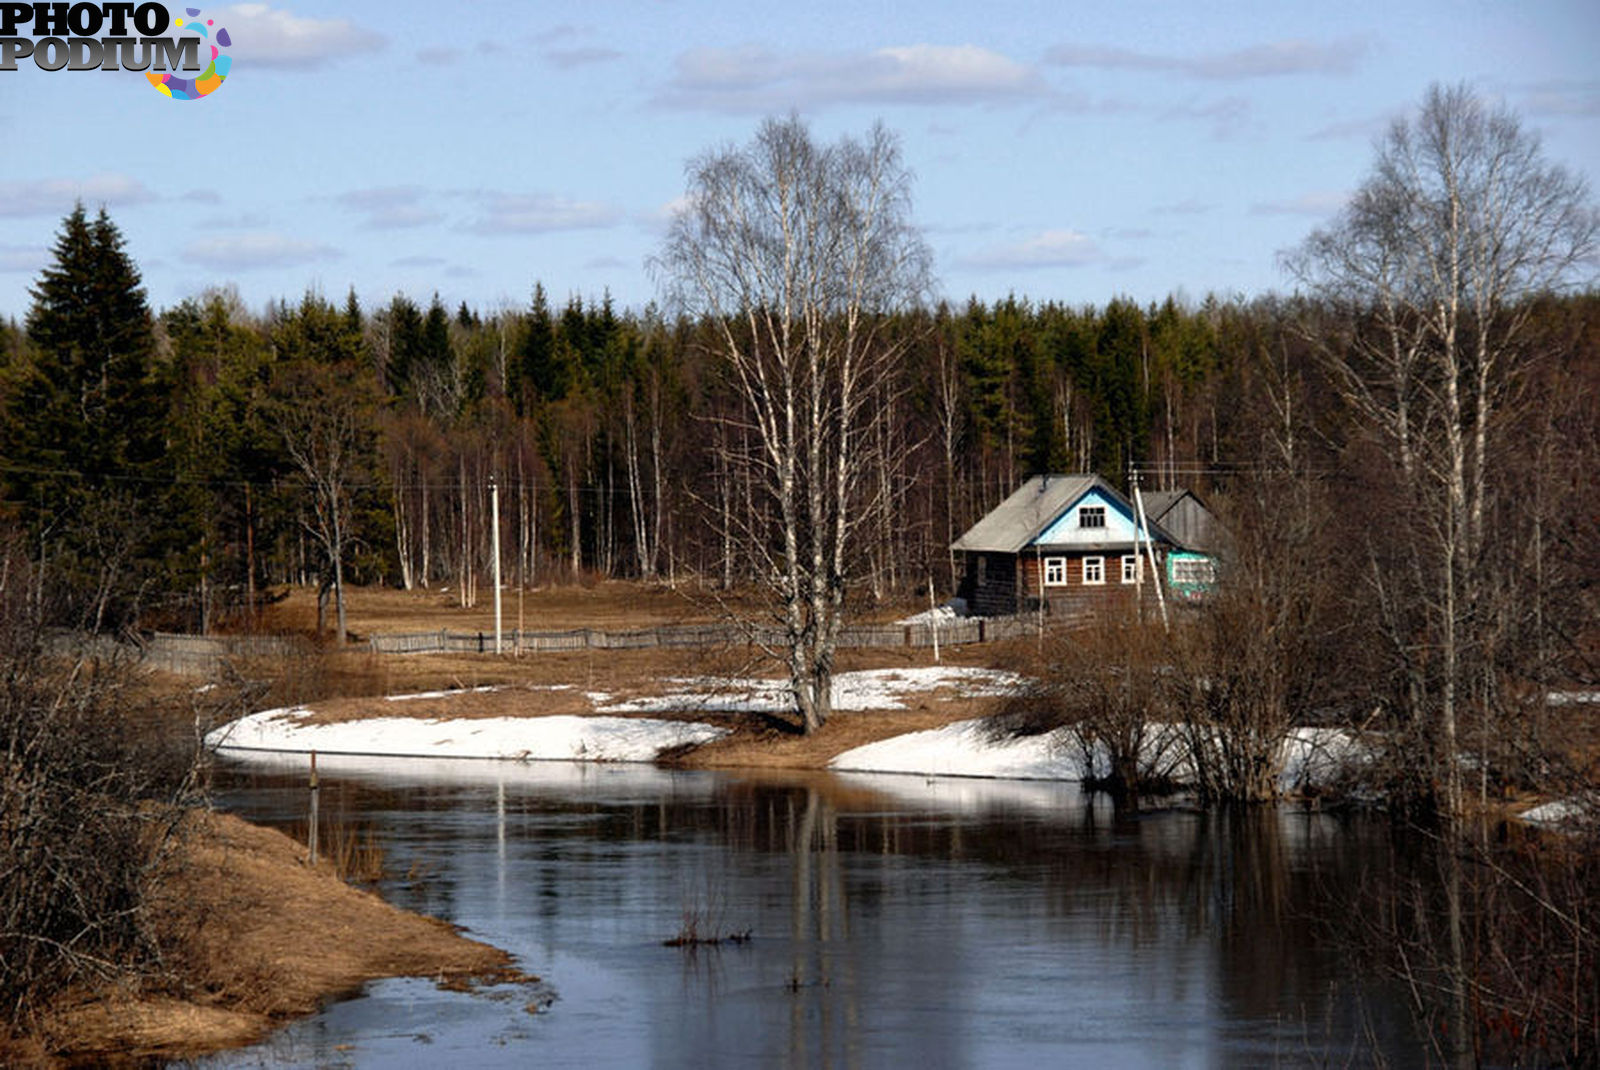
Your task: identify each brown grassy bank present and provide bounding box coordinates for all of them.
[6,811,535,1067]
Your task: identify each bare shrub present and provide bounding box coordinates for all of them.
[0,557,205,1030]
[1170,475,1342,804]
[994,608,1183,804]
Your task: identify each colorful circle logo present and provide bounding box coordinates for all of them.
[147,7,231,100]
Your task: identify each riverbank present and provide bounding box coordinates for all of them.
[6,810,540,1067]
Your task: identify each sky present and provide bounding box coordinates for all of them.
[1,0,1596,321]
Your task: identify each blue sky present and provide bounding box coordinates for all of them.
[1,0,1596,320]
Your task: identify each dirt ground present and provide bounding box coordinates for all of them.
[13,811,539,1066]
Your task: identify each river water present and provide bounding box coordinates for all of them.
[192,755,1432,1069]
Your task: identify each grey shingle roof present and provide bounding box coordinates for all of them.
[952,474,1179,553]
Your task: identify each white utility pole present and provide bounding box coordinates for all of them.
[490,476,503,654]
[1132,471,1169,631]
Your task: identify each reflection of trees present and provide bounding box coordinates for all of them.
[217,766,1442,1064]
[786,787,855,1067]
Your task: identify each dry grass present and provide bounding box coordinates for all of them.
[19,811,535,1065]
[253,581,765,638]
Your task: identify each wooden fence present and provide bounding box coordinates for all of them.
[366,615,1042,656]
[140,632,312,675]
[44,614,1044,676]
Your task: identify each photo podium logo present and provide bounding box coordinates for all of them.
[0,3,234,100]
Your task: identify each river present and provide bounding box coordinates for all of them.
[191,754,1432,1068]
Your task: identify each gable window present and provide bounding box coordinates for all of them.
[1079,505,1106,529]
[1082,556,1105,585]
[1120,554,1141,584]
[1043,556,1066,586]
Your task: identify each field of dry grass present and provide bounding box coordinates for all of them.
[252,580,926,639]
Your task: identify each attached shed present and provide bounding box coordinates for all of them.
[951,474,1187,618]
[1139,488,1225,600]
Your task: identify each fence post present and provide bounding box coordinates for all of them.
[307,750,319,866]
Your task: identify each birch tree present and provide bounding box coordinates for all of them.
[1285,84,1597,818]
[656,117,931,733]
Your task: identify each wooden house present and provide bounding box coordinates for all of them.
[951,474,1217,617]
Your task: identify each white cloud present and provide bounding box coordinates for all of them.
[1153,198,1213,216]
[1307,112,1394,142]
[1046,36,1374,80]
[1505,79,1600,118]
[545,46,623,69]
[1158,95,1257,140]
[1250,191,1349,217]
[0,244,47,273]
[415,46,462,65]
[0,173,155,217]
[336,186,443,229]
[465,192,620,234]
[213,4,384,69]
[657,43,1046,112]
[963,229,1127,270]
[183,233,342,270]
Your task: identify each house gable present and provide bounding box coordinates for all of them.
[1030,487,1145,548]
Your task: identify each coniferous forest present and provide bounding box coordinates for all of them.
[0,204,1593,630]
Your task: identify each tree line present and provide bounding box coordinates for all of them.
[0,208,1324,636]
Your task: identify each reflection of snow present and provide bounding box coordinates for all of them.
[207,710,725,763]
[598,666,1024,715]
[214,749,709,799]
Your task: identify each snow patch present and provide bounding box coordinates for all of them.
[207,707,725,763]
[896,598,968,625]
[385,685,502,702]
[831,719,1366,788]
[830,718,1076,780]
[1519,795,1600,830]
[599,666,1024,715]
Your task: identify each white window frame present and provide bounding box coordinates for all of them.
[1171,556,1216,586]
[1042,556,1066,586]
[1120,554,1141,584]
[1082,556,1105,585]
[1078,505,1106,529]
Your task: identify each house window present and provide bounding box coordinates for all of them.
[1043,557,1066,586]
[976,556,987,584]
[1171,556,1216,586]
[1082,556,1105,585]
[1120,554,1141,584]
[1079,505,1105,529]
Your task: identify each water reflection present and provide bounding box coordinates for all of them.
[196,758,1429,1069]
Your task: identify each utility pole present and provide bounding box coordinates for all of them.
[1132,469,1169,632]
[490,475,503,654]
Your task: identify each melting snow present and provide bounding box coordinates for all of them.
[598,666,1023,715]
[207,709,725,763]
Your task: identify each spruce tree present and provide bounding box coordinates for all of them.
[3,204,172,628]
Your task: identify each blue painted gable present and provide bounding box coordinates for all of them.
[1030,487,1145,547]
